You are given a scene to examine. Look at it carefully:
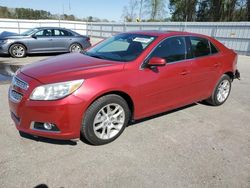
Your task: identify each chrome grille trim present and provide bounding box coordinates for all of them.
[9,90,23,103]
[12,76,29,90]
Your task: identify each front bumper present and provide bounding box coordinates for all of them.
[8,73,87,140]
[0,43,10,54]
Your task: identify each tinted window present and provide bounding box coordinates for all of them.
[210,42,219,54]
[190,37,210,57]
[149,37,186,63]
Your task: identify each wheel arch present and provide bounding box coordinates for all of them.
[88,90,135,120]
[224,71,234,81]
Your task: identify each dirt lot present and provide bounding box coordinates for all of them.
[0,54,249,188]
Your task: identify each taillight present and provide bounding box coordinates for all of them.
[86,37,90,41]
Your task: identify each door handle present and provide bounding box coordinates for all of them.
[48,39,53,41]
[214,62,220,67]
[180,70,190,75]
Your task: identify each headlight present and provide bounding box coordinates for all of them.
[0,39,14,44]
[30,79,84,100]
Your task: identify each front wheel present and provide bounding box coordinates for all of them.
[69,43,82,53]
[9,44,26,58]
[206,74,232,106]
[81,94,130,145]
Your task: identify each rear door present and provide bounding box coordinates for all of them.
[52,29,73,51]
[138,36,193,116]
[187,36,221,100]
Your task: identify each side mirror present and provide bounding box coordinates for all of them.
[31,34,37,39]
[148,57,166,67]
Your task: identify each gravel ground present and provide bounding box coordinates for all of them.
[0,54,249,188]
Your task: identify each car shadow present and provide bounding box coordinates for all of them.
[19,131,77,146]
[0,52,65,58]
[0,54,10,58]
[128,103,198,127]
[18,102,212,146]
[27,52,65,57]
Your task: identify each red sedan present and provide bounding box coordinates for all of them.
[8,31,240,145]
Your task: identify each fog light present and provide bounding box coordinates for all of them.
[44,123,53,130]
[31,122,60,132]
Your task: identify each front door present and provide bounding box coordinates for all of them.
[138,36,193,117]
[28,29,54,52]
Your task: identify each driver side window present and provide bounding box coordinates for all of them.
[35,29,52,37]
[149,37,186,63]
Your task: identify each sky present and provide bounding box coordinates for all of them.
[0,0,132,21]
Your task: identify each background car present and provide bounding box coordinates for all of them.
[0,27,91,58]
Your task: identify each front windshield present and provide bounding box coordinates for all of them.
[21,28,39,36]
[85,33,156,62]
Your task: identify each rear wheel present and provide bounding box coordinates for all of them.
[206,74,232,106]
[81,94,130,145]
[69,43,82,53]
[9,44,26,58]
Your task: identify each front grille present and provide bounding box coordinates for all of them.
[9,90,23,103]
[12,76,29,90]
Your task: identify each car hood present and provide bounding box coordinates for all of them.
[1,35,29,40]
[0,31,18,39]
[20,53,124,84]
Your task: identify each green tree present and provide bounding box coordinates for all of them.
[146,0,167,21]
[169,0,197,21]
[196,0,211,21]
[247,0,250,20]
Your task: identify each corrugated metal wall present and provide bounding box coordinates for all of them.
[0,19,249,55]
[87,22,250,56]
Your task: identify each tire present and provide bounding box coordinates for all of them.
[206,74,232,106]
[81,94,130,145]
[9,43,26,58]
[69,43,82,53]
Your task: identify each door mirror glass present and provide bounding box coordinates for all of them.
[148,57,166,67]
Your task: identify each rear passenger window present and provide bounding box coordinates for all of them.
[150,37,186,63]
[190,37,210,57]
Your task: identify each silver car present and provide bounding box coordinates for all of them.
[0,27,91,58]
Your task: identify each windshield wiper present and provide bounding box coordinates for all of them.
[82,52,106,59]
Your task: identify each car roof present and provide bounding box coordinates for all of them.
[33,27,70,30]
[126,30,210,38]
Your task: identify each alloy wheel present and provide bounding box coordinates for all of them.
[70,44,82,53]
[12,45,25,57]
[216,79,230,103]
[93,103,125,140]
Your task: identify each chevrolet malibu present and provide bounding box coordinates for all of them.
[8,31,240,145]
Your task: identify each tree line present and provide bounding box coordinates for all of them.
[122,0,250,21]
[1,1,250,22]
[0,6,109,22]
